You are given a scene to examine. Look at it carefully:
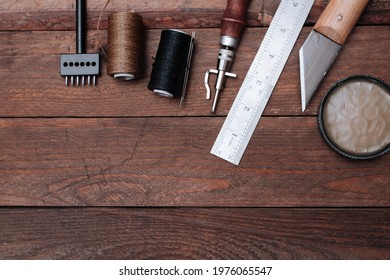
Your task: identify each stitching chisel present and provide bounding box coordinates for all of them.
[205,0,250,114]
[60,0,100,86]
[300,0,370,111]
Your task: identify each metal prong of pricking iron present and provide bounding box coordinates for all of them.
[60,0,99,86]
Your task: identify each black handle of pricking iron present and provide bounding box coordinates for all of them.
[76,0,86,54]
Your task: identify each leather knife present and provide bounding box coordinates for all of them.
[299,0,370,112]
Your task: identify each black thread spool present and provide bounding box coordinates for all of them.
[148,29,194,99]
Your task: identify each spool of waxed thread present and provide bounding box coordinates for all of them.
[107,11,144,80]
[148,29,195,99]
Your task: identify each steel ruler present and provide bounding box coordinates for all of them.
[211,0,315,165]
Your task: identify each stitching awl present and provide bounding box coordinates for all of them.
[205,0,249,114]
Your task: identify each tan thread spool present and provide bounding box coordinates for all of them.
[107,11,144,80]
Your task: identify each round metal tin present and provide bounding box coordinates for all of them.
[318,75,390,160]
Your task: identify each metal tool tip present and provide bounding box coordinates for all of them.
[211,89,221,114]
[301,102,306,112]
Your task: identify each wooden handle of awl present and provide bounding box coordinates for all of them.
[221,0,250,39]
[314,0,369,45]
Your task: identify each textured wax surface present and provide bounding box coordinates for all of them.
[323,80,390,156]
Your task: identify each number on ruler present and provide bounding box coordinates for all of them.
[228,134,238,146]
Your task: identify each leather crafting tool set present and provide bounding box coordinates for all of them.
[58,0,389,163]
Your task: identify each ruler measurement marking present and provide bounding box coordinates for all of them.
[211,0,314,165]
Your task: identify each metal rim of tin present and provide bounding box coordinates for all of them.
[318,75,390,160]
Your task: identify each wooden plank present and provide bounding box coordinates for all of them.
[0,117,389,206]
[0,0,388,31]
[0,26,388,117]
[0,207,388,259]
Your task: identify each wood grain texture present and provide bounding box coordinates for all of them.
[0,208,389,259]
[0,117,389,206]
[0,26,388,117]
[0,0,389,260]
[0,0,388,31]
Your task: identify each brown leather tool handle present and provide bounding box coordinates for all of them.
[221,0,250,39]
[314,0,369,45]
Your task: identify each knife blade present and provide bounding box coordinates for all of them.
[299,0,369,112]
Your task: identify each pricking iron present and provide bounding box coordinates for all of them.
[60,0,99,86]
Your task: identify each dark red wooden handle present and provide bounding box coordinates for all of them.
[221,0,250,39]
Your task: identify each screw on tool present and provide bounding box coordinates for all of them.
[60,0,99,86]
[204,0,249,114]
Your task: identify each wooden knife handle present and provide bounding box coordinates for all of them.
[221,0,250,39]
[314,0,369,45]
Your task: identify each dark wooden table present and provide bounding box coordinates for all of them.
[0,0,389,259]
